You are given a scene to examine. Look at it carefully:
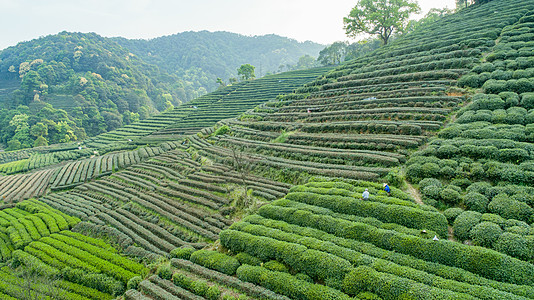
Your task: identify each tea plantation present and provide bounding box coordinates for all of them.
[83,67,331,148]
[1,0,534,299]
[0,67,326,298]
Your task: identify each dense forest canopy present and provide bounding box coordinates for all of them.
[113,31,324,88]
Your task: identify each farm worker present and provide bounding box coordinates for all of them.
[383,183,391,196]
[307,108,311,113]
[362,188,369,200]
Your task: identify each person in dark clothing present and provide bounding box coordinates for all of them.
[383,183,391,196]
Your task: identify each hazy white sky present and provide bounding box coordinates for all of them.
[0,0,457,50]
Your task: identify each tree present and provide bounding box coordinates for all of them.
[18,70,44,105]
[295,55,318,70]
[30,122,48,138]
[229,148,259,209]
[344,0,420,45]
[51,121,76,143]
[345,39,382,61]
[237,64,256,81]
[9,114,30,133]
[228,77,238,85]
[318,42,348,66]
[123,111,140,125]
[160,93,174,109]
[6,139,22,151]
[405,8,453,34]
[164,100,174,112]
[216,77,226,88]
[101,111,123,132]
[34,135,48,147]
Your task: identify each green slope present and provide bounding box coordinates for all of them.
[193,1,534,299]
[406,9,534,263]
[198,0,531,183]
[83,67,331,148]
[1,1,534,300]
[0,31,323,150]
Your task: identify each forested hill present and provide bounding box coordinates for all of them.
[0,31,184,150]
[113,31,324,85]
[0,31,322,150]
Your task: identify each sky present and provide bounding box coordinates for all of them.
[0,0,457,50]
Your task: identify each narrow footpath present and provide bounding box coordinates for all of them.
[405,181,424,205]
[405,180,456,241]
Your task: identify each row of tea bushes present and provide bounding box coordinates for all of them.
[208,0,534,185]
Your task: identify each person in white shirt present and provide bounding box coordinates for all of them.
[362,188,369,200]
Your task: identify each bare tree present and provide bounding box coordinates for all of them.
[230,148,259,208]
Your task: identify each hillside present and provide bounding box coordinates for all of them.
[84,67,331,148]
[0,31,187,149]
[203,2,534,299]
[114,31,325,85]
[1,0,534,299]
[0,67,330,299]
[0,31,323,150]
[0,67,330,203]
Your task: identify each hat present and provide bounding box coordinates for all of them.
[365,188,368,191]
[383,183,387,187]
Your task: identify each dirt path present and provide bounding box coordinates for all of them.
[450,113,457,123]
[448,226,456,242]
[405,181,424,205]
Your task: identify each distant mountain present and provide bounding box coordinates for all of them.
[0,31,323,150]
[114,31,324,88]
[0,32,187,140]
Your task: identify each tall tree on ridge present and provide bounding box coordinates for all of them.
[237,64,256,81]
[344,0,420,45]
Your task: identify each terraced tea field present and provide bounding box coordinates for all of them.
[200,1,531,183]
[1,1,534,299]
[0,142,182,202]
[406,9,534,264]
[84,67,331,148]
[0,199,144,298]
